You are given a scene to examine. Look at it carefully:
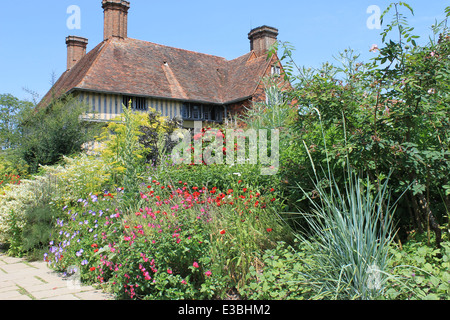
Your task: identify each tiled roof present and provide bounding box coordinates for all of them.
[41,37,272,106]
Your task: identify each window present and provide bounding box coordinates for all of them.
[271,65,281,76]
[192,105,201,120]
[122,95,148,111]
[181,103,223,122]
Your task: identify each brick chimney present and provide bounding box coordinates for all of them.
[66,36,89,70]
[248,26,279,56]
[102,0,130,41]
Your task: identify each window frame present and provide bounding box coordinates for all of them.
[122,95,148,111]
[181,103,223,123]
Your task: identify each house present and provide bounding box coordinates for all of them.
[40,0,288,127]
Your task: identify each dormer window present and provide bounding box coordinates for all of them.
[271,65,281,75]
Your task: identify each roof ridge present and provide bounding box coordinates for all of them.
[126,37,231,62]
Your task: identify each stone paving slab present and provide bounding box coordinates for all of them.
[0,252,113,300]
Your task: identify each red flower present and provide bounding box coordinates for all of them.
[266,228,273,233]
[220,229,226,235]
[90,267,96,272]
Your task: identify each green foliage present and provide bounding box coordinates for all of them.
[0,93,33,150]
[6,210,24,257]
[17,95,97,174]
[294,152,397,300]
[241,241,313,300]
[0,154,111,256]
[44,177,287,300]
[0,172,59,248]
[41,155,112,207]
[0,153,29,179]
[44,193,124,283]
[97,106,177,210]
[275,3,450,244]
[21,204,58,260]
[386,235,450,300]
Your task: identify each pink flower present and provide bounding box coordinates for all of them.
[167,268,173,274]
[181,279,187,285]
[205,270,212,277]
[193,262,199,268]
[369,44,379,52]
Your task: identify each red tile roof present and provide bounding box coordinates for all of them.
[41,37,272,106]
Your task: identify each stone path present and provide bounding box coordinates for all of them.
[0,252,113,300]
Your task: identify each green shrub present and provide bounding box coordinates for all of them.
[44,192,124,284]
[0,154,112,256]
[240,241,313,300]
[17,95,97,174]
[0,173,59,249]
[386,236,450,300]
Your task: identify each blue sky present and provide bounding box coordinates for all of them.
[0,1,448,102]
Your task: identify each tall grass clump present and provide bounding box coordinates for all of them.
[295,111,398,300]
[297,168,396,299]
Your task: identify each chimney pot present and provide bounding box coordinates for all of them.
[248,25,278,56]
[102,0,130,41]
[66,36,88,70]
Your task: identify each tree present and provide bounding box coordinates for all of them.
[0,94,33,150]
[17,95,97,174]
